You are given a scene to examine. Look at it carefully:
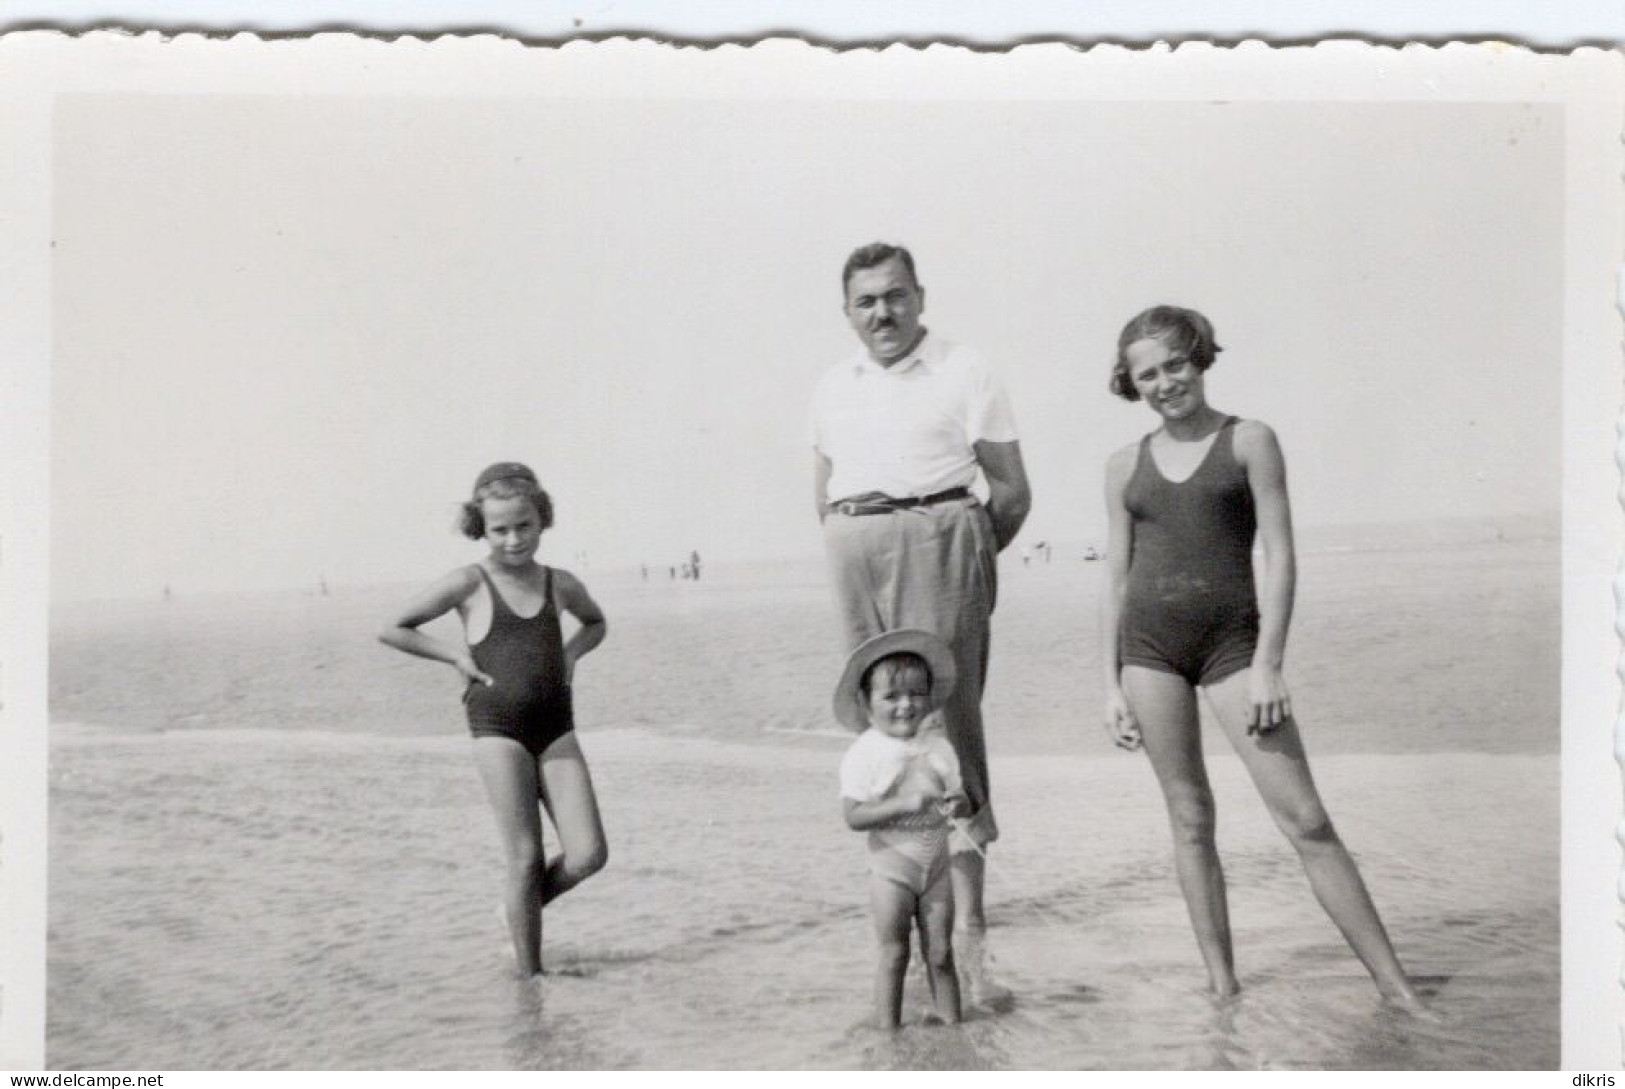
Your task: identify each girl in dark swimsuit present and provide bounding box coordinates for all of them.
[380,462,609,977]
[1100,307,1424,1009]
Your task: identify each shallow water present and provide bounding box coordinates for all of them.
[52,537,1558,757]
[48,727,1555,1069]
[47,536,1558,1068]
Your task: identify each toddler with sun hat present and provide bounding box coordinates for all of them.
[837,628,970,1028]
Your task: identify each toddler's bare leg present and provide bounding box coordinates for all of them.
[869,877,915,1029]
[916,872,961,1023]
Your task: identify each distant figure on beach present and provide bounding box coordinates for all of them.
[811,241,1031,1000]
[836,630,970,1029]
[379,462,609,977]
[1099,307,1424,1007]
[690,550,702,581]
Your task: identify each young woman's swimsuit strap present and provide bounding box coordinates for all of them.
[464,564,575,756]
[1120,416,1260,686]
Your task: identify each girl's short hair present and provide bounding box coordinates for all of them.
[860,652,933,698]
[1110,305,1223,402]
[459,476,555,540]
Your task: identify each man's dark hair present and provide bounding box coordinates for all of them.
[842,242,919,298]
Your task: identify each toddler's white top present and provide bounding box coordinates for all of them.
[839,724,962,820]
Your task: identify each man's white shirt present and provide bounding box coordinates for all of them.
[809,333,1019,502]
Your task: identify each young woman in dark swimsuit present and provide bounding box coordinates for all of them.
[380,462,608,977]
[1100,306,1424,1009]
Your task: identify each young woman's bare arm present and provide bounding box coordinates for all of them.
[1236,420,1296,732]
[1100,444,1141,750]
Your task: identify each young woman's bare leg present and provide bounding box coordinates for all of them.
[1202,670,1424,1006]
[1122,665,1239,996]
[534,732,608,905]
[472,736,545,975]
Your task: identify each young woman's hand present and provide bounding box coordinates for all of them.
[1104,689,1142,751]
[939,791,972,821]
[454,656,494,688]
[1246,664,1292,734]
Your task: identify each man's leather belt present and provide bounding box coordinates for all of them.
[828,487,972,517]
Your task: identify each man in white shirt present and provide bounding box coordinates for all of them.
[811,242,1032,993]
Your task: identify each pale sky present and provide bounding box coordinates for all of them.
[52,96,1562,599]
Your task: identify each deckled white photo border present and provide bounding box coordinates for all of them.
[0,35,1617,1071]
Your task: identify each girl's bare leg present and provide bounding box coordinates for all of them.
[535,732,609,905]
[915,874,961,1023]
[1202,669,1424,1007]
[870,878,915,1029]
[1122,665,1239,997]
[472,736,545,976]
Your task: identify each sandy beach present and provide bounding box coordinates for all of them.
[47,531,1558,1069]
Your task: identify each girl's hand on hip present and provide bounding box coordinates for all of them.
[454,656,494,687]
[1246,665,1292,734]
[1104,690,1142,752]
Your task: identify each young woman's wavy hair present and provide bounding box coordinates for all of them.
[1110,305,1223,402]
[459,475,555,540]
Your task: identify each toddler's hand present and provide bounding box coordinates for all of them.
[897,786,943,816]
[939,792,971,821]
